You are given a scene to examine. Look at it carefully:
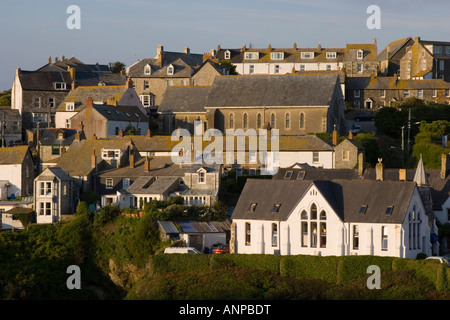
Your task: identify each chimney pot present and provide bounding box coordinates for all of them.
[376,158,384,181]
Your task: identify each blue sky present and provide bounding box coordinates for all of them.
[2,0,450,91]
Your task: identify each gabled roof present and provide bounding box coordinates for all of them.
[346,76,450,90]
[36,167,74,181]
[93,104,148,122]
[18,71,72,91]
[205,73,340,107]
[0,146,30,165]
[232,179,417,224]
[377,37,413,61]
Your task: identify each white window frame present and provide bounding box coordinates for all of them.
[270,52,284,60]
[354,90,360,98]
[65,102,75,111]
[357,50,364,59]
[167,65,174,75]
[144,64,151,75]
[106,178,113,189]
[418,89,423,98]
[54,82,66,90]
[122,178,130,190]
[244,52,259,60]
[224,50,231,60]
[312,152,319,163]
[326,52,336,59]
[301,52,314,59]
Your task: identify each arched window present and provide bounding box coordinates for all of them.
[257,113,262,129]
[311,203,317,220]
[229,113,234,129]
[301,210,308,220]
[285,113,290,129]
[320,210,326,220]
[300,113,305,129]
[320,222,327,247]
[243,113,248,129]
[270,113,276,129]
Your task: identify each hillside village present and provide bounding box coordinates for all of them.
[1,37,450,261]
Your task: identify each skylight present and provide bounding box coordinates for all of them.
[385,206,394,215]
[359,205,367,214]
[272,203,281,212]
[248,203,257,212]
[284,171,293,179]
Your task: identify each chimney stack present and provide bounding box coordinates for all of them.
[184,47,190,54]
[74,131,80,141]
[91,149,96,169]
[61,145,66,154]
[157,45,164,67]
[48,56,52,64]
[399,169,406,181]
[332,126,338,146]
[126,77,133,89]
[86,97,93,108]
[71,81,77,90]
[348,131,353,140]
[92,134,97,140]
[119,128,124,137]
[376,158,384,181]
[358,152,364,175]
[146,129,152,138]
[144,158,150,172]
[129,150,135,168]
[441,153,447,179]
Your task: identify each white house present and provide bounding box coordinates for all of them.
[33,167,78,224]
[231,178,432,258]
[0,146,35,199]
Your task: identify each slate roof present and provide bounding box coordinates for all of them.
[215,43,377,64]
[57,86,130,112]
[205,73,340,107]
[346,76,450,90]
[158,86,212,113]
[0,146,30,165]
[36,167,74,181]
[39,128,85,146]
[273,166,450,212]
[18,71,72,91]
[232,179,417,224]
[55,138,132,176]
[127,176,179,194]
[377,37,412,61]
[94,104,148,122]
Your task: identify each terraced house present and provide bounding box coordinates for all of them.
[214,41,378,77]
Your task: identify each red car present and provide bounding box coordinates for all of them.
[212,245,229,254]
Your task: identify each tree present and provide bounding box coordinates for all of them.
[110,61,125,73]
[374,107,407,138]
[124,125,138,136]
[353,132,379,166]
[219,60,237,75]
[412,120,450,169]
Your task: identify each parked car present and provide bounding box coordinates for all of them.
[425,256,450,266]
[353,113,374,121]
[164,247,202,254]
[212,244,229,254]
[349,124,361,134]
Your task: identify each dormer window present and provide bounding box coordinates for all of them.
[357,50,364,59]
[284,171,293,179]
[326,52,337,59]
[66,102,75,111]
[144,64,151,75]
[271,52,284,60]
[102,149,120,159]
[57,131,64,140]
[244,52,259,60]
[167,64,174,75]
[301,52,314,59]
[54,82,66,90]
[224,50,231,60]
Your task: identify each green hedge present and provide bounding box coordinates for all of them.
[147,253,450,291]
[280,255,339,283]
[148,254,210,275]
[338,255,395,284]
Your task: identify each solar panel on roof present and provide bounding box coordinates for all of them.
[178,221,197,233]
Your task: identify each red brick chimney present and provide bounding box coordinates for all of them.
[61,145,66,154]
[146,129,152,138]
[348,131,353,140]
[126,77,133,88]
[86,97,93,108]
